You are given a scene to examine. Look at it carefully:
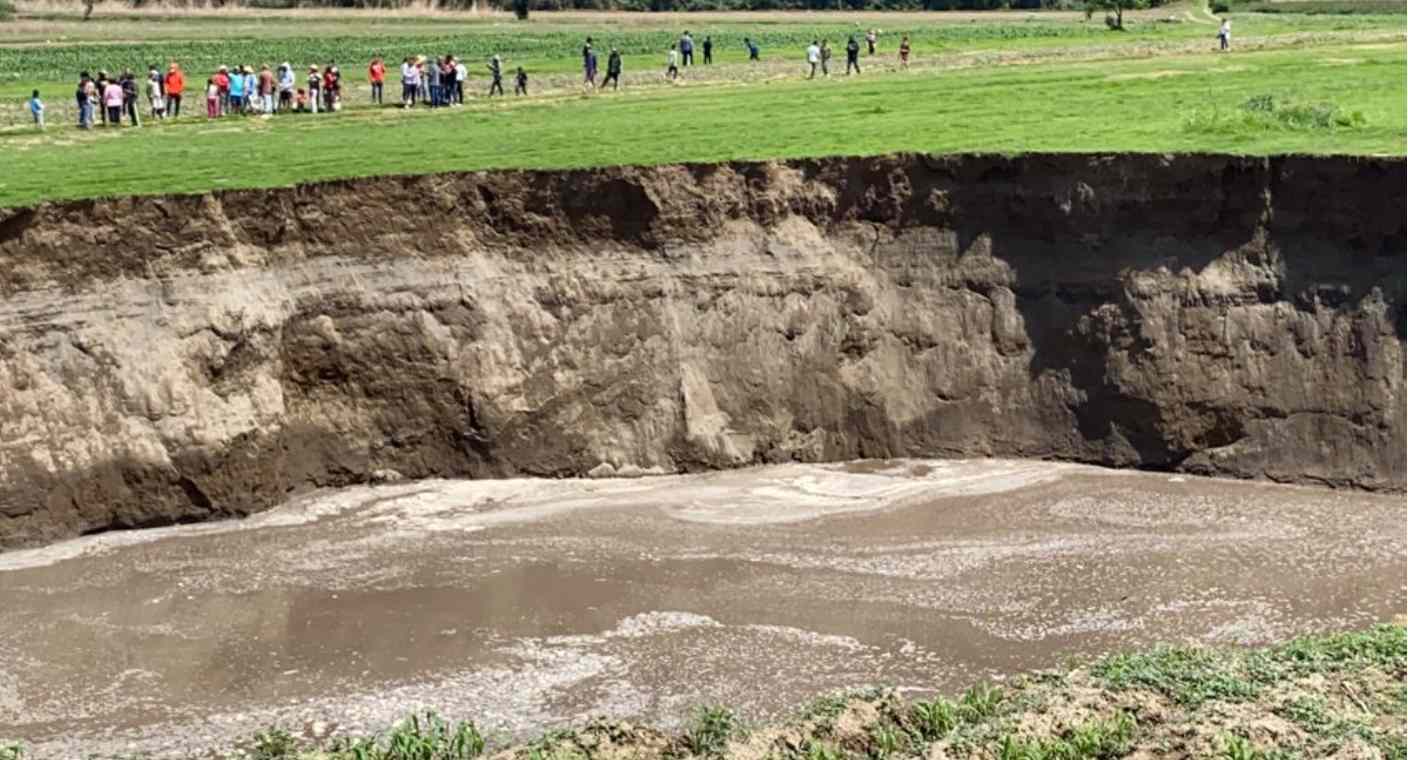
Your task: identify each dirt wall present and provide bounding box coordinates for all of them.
[1,153,1403,548]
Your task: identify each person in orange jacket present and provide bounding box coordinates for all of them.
[164,62,185,118]
[368,56,385,105]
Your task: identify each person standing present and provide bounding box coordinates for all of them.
[330,65,343,110]
[306,64,321,113]
[603,47,622,90]
[147,70,165,120]
[487,54,504,96]
[75,72,94,129]
[820,39,832,77]
[582,38,596,88]
[243,66,257,113]
[439,56,455,104]
[28,89,44,130]
[898,35,911,68]
[514,66,528,96]
[368,56,385,105]
[278,63,295,111]
[680,31,694,67]
[427,53,443,106]
[103,76,124,126]
[401,56,419,107]
[205,77,219,118]
[258,64,275,113]
[866,28,877,55]
[95,71,110,125]
[454,57,467,104]
[1218,18,1231,51]
[226,65,243,114]
[120,69,141,126]
[164,62,184,118]
[666,44,680,81]
[702,35,713,64]
[805,40,820,79]
[417,56,430,103]
[846,35,860,75]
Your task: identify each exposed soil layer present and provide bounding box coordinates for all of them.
[0,153,1404,547]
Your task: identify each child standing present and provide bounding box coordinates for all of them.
[28,90,43,130]
[514,66,528,96]
[205,78,219,118]
[666,44,679,81]
[898,35,911,68]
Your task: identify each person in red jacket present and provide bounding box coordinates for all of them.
[212,66,230,115]
[368,56,385,105]
[164,62,185,118]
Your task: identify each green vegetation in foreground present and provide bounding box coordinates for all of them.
[2,624,1402,759]
[0,39,1402,208]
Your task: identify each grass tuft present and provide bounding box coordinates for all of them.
[678,705,740,757]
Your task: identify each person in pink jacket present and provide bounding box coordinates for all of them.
[103,79,125,126]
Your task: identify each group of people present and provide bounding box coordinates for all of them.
[47,61,352,129]
[804,32,909,79]
[24,30,915,131]
[392,53,528,107]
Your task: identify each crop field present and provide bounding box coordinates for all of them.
[0,1,1403,206]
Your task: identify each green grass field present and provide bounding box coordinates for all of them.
[0,3,1402,207]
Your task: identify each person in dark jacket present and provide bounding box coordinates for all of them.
[702,36,713,64]
[514,66,528,96]
[602,47,622,90]
[845,36,861,75]
[487,54,504,96]
[745,37,760,61]
[120,69,141,126]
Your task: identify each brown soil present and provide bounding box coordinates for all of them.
[0,154,1403,549]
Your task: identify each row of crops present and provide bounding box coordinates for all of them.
[0,23,1107,81]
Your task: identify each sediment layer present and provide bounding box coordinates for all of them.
[1,153,1403,548]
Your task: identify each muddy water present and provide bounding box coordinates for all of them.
[2,460,1403,757]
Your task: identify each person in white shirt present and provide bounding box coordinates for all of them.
[1218,18,1232,51]
[666,44,680,80]
[806,41,820,79]
[400,57,419,107]
[454,59,467,104]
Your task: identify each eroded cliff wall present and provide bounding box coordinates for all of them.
[1,154,1403,548]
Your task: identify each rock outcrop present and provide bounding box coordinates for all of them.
[1,154,1403,548]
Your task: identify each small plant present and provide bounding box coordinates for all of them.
[381,711,486,760]
[0,743,24,760]
[246,727,299,760]
[1219,734,1259,760]
[680,706,739,757]
[869,724,905,759]
[909,698,960,741]
[959,683,1005,722]
[994,714,1136,760]
[1273,695,1334,734]
[804,740,844,760]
